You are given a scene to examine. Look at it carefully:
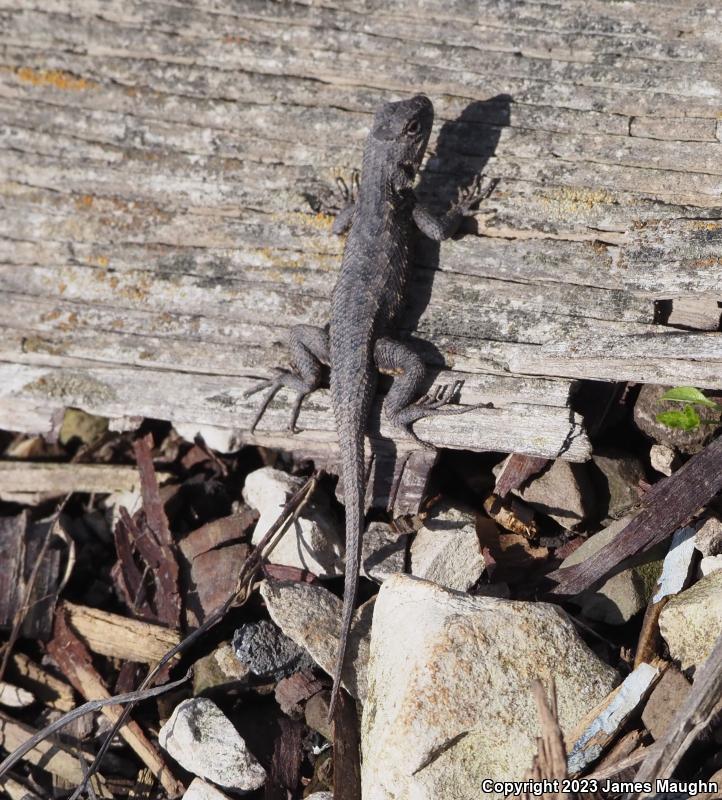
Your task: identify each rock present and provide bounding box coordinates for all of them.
[659,570,722,669]
[694,516,722,557]
[305,794,333,800]
[361,521,407,583]
[174,423,243,454]
[362,575,618,800]
[560,515,663,625]
[192,642,250,695]
[158,698,266,791]
[233,620,314,681]
[260,580,373,700]
[641,668,691,741]
[634,384,714,454]
[243,467,343,577]
[512,459,595,529]
[411,505,485,591]
[183,779,232,799]
[650,444,679,476]
[700,555,722,576]
[591,448,644,519]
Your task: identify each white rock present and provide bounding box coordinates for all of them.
[411,505,485,591]
[243,467,343,577]
[260,580,373,700]
[650,444,677,476]
[183,779,232,799]
[362,575,618,800]
[361,521,407,583]
[173,423,243,454]
[700,555,722,576]
[158,698,265,791]
[659,570,722,669]
[305,794,334,800]
[561,514,660,625]
[652,526,697,603]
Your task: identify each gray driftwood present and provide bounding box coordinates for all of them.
[1,1,721,489]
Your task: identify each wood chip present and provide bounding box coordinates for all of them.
[8,652,74,712]
[62,601,180,664]
[0,461,170,498]
[495,454,549,499]
[0,709,112,797]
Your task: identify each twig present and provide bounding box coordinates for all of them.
[0,672,190,779]
[69,471,320,800]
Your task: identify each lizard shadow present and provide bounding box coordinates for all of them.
[368,94,512,516]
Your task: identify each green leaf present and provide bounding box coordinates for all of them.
[656,406,702,431]
[661,386,719,409]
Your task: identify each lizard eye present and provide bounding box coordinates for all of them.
[406,119,421,136]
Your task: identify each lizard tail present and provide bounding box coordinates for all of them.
[328,424,365,721]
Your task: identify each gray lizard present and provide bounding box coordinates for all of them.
[246,94,494,718]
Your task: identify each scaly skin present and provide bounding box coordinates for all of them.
[246,94,494,720]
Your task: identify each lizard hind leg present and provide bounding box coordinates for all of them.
[244,324,329,434]
[374,337,469,449]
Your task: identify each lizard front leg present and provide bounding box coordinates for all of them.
[245,324,329,433]
[374,337,468,450]
[413,174,498,241]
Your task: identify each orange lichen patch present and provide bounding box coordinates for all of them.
[87,255,109,267]
[58,282,67,294]
[16,67,96,91]
[57,312,79,332]
[75,195,94,210]
[41,309,62,322]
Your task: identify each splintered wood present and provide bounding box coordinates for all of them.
[0,1,719,465]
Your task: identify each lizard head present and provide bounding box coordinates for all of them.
[369,94,434,186]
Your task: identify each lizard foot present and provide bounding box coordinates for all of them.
[245,371,316,434]
[456,174,499,214]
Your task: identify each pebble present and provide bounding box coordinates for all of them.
[659,569,722,669]
[233,620,314,681]
[411,504,485,591]
[158,698,265,791]
[243,467,343,577]
[260,580,373,700]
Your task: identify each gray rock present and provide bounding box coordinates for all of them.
[159,698,265,791]
[634,384,715,454]
[361,521,407,583]
[694,516,722,557]
[591,448,644,519]
[174,423,243,454]
[305,794,334,800]
[182,779,232,799]
[305,691,333,741]
[362,575,618,800]
[512,459,595,529]
[411,505,485,591]
[260,580,373,701]
[659,570,722,669]
[650,444,679,476]
[561,515,663,625]
[243,467,343,577]
[233,620,314,681]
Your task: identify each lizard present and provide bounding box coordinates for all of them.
[246,94,495,719]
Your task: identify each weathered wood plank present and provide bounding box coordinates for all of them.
[0,0,719,462]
